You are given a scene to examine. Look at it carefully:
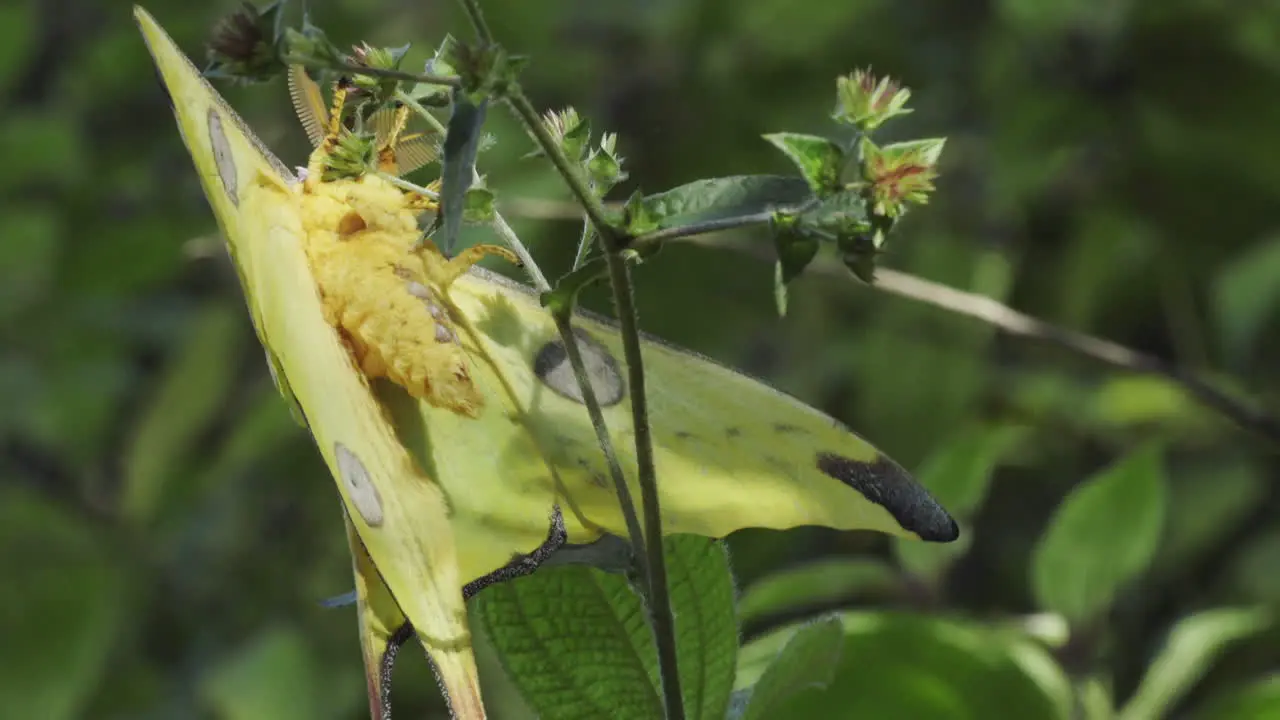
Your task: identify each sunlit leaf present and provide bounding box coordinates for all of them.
[735,616,842,720]
[474,535,737,720]
[737,613,1071,718]
[0,487,125,720]
[1120,607,1271,720]
[1032,445,1167,623]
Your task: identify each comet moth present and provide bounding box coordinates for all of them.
[135,5,957,717]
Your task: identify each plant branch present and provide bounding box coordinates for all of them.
[505,91,623,247]
[456,0,495,45]
[485,210,650,561]
[496,197,1280,446]
[600,250,685,720]
[396,90,449,136]
[867,268,1280,445]
[328,61,459,88]
[397,87,646,550]
[374,171,439,200]
[502,84,686,720]
[629,210,777,250]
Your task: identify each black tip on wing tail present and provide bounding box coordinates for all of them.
[816,452,960,542]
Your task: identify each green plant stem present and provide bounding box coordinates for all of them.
[395,95,642,541]
[599,251,687,720]
[503,73,687,720]
[456,0,495,45]
[505,90,622,246]
[487,212,549,290]
[485,213,649,555]
[327,61,459,88]
[374,171,439,200]
[488,181,669,720]
[397,91,449,136]
[447,6,684,713]
[630,210,777,251]
[498,194,1280,445]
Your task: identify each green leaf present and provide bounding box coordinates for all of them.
[121,301,242,526]
[542,257,609,316]
[621,188,662,236]
[735,617,842,720]
[799,191,872,238]
[1120,607,1272,720]
[762,133,845,194]
[772,212,819,289]
[1228,526,1280,602]
[1076,676,1115,720]
[737,613,1072,718]
[587,142,626,190]
[0,1,35,95]
[462,184,497,224]
[737,558,899,626]
[409,38,459,105]
[474,535,738,720]
[200,627,333,720]
[1212,233,1280,365]
[0,487,125,720]
[477,565,660,719]
[0,206,58,323]
[1194,676,1280,720]
[1032,445,1168,623]
[919,422,1017,518]
[1151,458,1263,578]
[640,175,813,232]
[437,87,488,254]
[665,535,739,720]
[1087,376,1214,432]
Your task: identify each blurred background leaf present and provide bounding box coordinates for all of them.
[4,0,1279,717]
[737,612,1073,718]
[1032,444,1167,624]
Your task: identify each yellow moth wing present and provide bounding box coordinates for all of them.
[134,7,483,714]
[436,268,958,550]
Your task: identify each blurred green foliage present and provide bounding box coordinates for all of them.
[3,0,1279,717]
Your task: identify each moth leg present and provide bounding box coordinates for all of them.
[375,623,415,720]
[405,178,442,212]
[462,505,567,599]
[303,82,352,191]
[435,243,523,287]
[376,105,412,174]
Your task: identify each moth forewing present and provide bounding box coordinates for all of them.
[134,7,487,718]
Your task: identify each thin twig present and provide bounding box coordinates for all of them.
[868,268,1280,444]
[456,0,495,45]
[375,171,439,200]
[441,5,686,714]
[505,90,621,244]
[486,213,647,559]
[504,86,686,720]
[630,211,777,249]
[396,90,448,136]
[328,61,459,88]
[488,210,548,290]
[398,89,641,554]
